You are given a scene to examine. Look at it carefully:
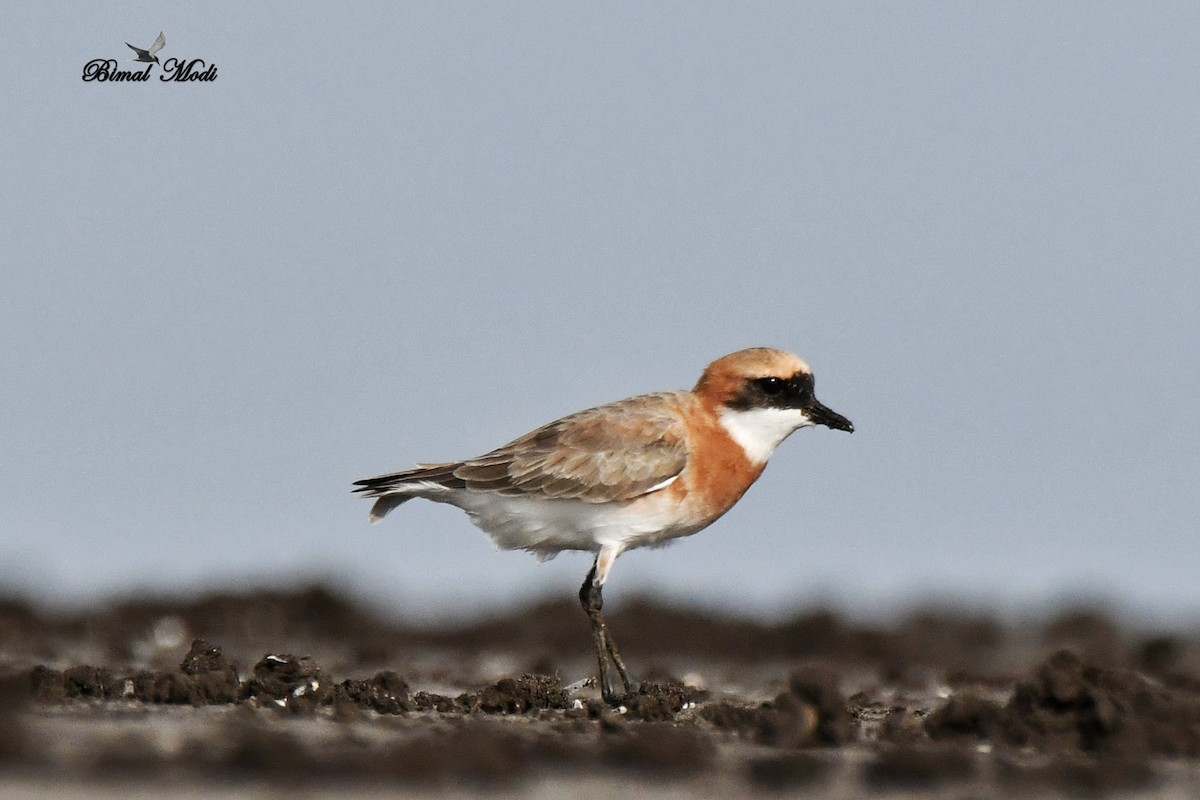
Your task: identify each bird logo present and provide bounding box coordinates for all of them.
[125,31,166,64]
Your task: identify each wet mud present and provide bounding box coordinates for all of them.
[3,584,1200,797]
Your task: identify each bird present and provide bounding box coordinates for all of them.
[126,31,166,63]
[354,347,853,704]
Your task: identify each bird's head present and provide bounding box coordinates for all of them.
[695,347,853,463]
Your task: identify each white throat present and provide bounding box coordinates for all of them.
[718,407,812,465]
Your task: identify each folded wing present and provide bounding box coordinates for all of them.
[353,392,689,511]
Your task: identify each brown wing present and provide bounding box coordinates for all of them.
[354,392,690,505]
[453,392,689,503]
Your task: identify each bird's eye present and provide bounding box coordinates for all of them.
[755,377,786,395]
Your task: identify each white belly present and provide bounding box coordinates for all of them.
[427,486,701,559]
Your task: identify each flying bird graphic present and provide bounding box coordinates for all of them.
[126,31,166,63]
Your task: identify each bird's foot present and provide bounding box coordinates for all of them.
[599,669,639,707]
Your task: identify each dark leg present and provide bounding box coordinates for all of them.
[578,556,635,705]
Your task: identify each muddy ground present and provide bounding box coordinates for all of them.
[3,585,1200,798]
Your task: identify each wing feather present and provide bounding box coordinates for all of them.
[353,392,690,504]
[457,391,689,503]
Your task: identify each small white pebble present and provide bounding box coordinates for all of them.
[616,705,628,714]
[682,701,696,710]
[572,699,584,710]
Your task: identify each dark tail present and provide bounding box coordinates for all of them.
[352,462,466,523]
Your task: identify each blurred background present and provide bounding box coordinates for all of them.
[1,2,1197,623]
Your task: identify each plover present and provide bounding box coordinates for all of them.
[355,347,853,703]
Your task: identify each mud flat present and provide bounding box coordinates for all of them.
[3,585,1200,798]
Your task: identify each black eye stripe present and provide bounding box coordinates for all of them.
[729,372,815,411]
[754,376,786,395]
[791,373,814,396]
[754,375,812,395]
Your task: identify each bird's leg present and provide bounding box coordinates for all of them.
[578,549,635,705]
[578,561,618,702]
[602,606,635,695]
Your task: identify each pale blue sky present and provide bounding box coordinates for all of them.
[2,3,1198,619]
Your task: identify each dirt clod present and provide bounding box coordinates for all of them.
[6,584,1200,793]
[241,653,328,712]
[701,665,852,748]
[411,690,459,713]
[468,674,567,714]
[924,691,1003,741]
[621,679,702,721]
[1002,649,1200,756]
[333,670,412,714]
[179,639,240,704]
